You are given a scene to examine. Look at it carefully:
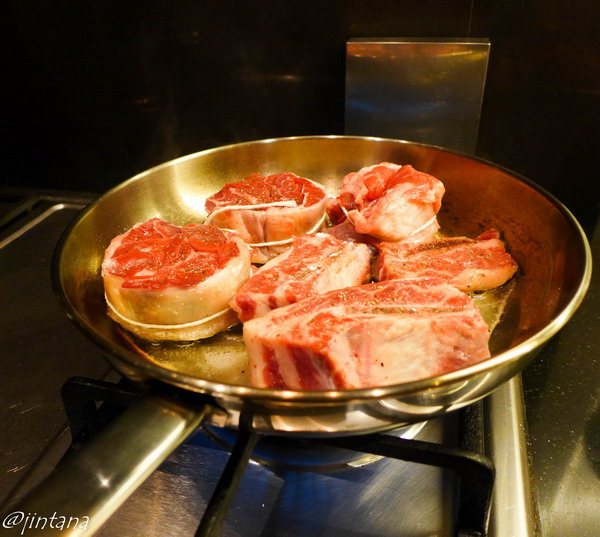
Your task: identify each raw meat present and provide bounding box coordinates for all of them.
[376,229,518,292]
[328,162,445,242]
[322,219,379,256]
[244,278,491,390]
[231,233,372,322]
[205,172,328,263]
[102,218,251,341]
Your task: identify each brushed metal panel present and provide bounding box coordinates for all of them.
[345,37,490,153]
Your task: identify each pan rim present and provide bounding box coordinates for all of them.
[51,134,593,404]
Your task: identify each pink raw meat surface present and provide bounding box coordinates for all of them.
[205,172,328,263]
[231,233,372,322]
[244,278,491,390]
[322,219,379,255]
[328,162,445,242]
[376,229,519,292]
[102,218,251,340]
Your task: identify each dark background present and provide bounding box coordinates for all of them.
[4,0,599,231]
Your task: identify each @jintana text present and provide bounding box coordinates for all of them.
[2,511,89,534]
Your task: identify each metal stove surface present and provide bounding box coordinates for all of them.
[0,189,598,536]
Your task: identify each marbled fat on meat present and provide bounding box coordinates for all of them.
[328,163,445,242]
[244,278,491,390]
[322,220,379,256]
[376,229,518,292]
[230,233,372,322]
[102,218,251,340]
[205,173,328,264]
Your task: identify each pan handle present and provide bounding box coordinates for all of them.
[3,389,210,536]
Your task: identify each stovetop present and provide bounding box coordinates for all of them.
[0,188,598,537]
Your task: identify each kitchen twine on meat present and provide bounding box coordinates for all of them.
[340,205,438,239]
[205,200,328,248]
[105,295,231,330]
[248,212,327,247]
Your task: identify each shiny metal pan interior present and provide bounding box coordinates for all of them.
[53,135,592,433]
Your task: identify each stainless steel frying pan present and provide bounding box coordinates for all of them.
[10,136,591,535]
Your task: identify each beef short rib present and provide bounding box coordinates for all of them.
[376,229,518,292]
[231,233,372,322]
[244,278,491,390]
